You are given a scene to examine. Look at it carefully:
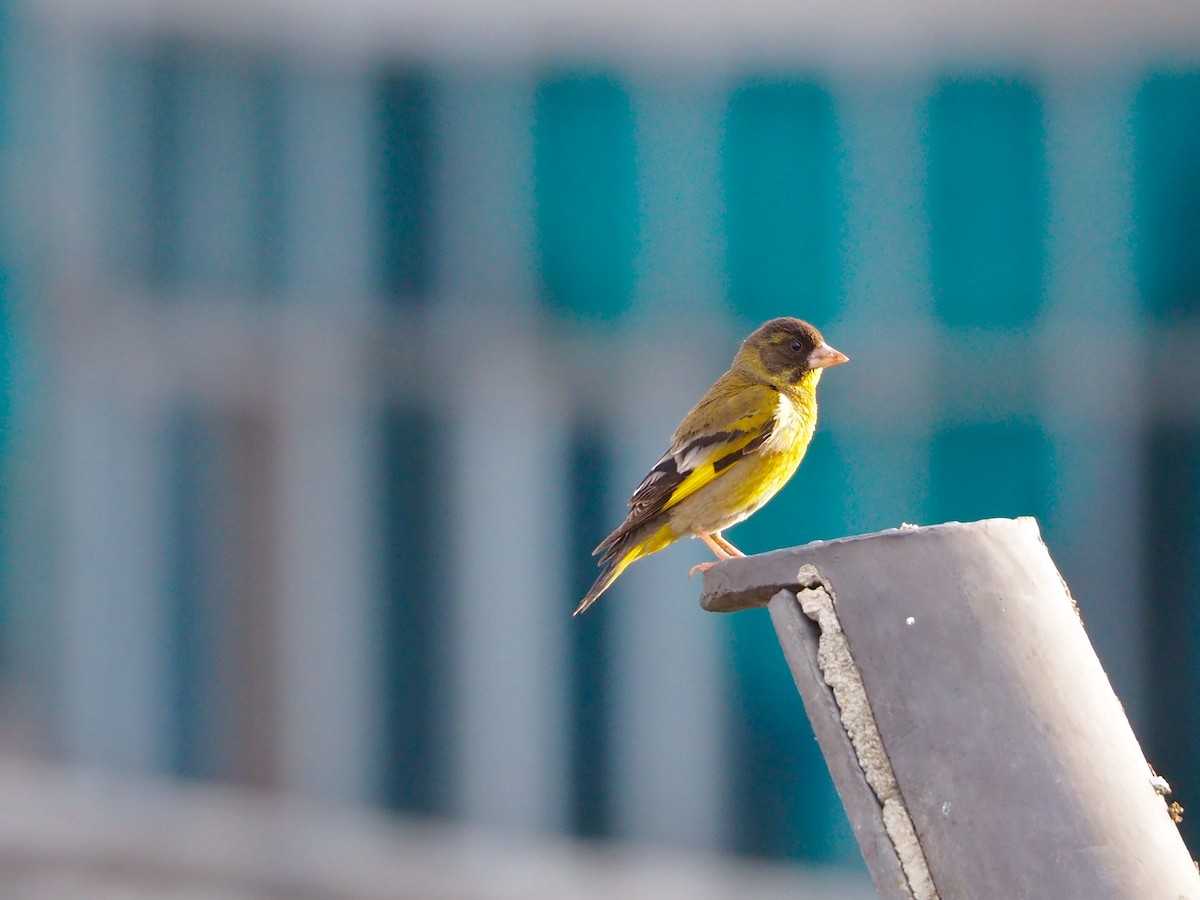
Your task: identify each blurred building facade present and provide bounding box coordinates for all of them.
[1,0,1199,870]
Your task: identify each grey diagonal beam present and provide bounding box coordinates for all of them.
[702,518,1200,899]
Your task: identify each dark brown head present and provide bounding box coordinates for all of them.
[733,317,848,390]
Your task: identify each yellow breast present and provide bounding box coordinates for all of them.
[667,389,817,535]
[746,389,816,507]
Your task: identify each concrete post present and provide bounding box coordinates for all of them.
[702,518,1199,899]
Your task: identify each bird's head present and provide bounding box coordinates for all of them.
[734,317,848,392]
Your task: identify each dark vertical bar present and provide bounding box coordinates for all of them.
[379,406,443,813]
[0,0,11,671]
[723,79,841,325]
[164,408,223,780]
[534,72,638,322]
[567,426,612,837]
[927,77,1045,328]
[376,69,432,303]
[0,269,8,674]
[1134,72,1200,319]
[0,1,9,145]
[727,607,851,860]
[251,57,286,294]
[147,42,184,288]
[1144,427,1200,856]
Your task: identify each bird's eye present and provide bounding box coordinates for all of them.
[789,340,803,352]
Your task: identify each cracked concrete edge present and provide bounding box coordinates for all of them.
[795,564,940,900]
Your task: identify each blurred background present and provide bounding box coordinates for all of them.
[0,0,1197,895]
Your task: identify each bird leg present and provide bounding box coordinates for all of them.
[689,530,745,577]
[710,531,745,557]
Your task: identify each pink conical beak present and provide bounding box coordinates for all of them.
[808,342,849,369]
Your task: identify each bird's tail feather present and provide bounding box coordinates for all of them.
[574,522,673,615]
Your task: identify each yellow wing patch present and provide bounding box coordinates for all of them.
[624,401,778,527]
[593,380,781,559]
[662,421,772,510]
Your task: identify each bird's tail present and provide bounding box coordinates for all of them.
[574,521,674,615]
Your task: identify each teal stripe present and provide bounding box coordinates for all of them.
[1134,71,1200,318]
[727,608,855,862]
[376,68,433,302]
[723,79,841,324]
[165,408,227,780]
[252,60,286,294]
[534,73,638,323]
[567,426,614,838]
[379,406,444,813]
[0,271,8,671]
[0,4,9,667]
[146,44,183,288]
[928,421,1051,526]
[0,2,7,146]
[927,78,1045,328]
[144,42,286,292]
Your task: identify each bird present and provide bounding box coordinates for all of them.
[575,317,847,615]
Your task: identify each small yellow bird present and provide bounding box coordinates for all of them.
[576,317,847,615]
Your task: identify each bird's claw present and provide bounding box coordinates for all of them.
[689,561,719,578]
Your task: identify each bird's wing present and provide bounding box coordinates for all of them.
[619,382,779,532]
